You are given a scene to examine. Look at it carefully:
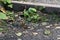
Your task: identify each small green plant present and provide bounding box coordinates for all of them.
[39,6,45,11]
[0,27,8,32]
[41,16,48,22]
[43,29,51,35]
[0,0,13,20]
[0,0,13,8]
[32,6,45,11]
[23,8,40,23]
[0,12,8,19]
[6,11,14,20]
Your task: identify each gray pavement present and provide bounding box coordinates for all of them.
[15,0,60,5]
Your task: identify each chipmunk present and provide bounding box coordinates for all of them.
[0,5,6,13]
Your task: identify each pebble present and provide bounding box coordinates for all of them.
[0,32,5,37]
[18,38,22,40]
[28,27,31,29]
[57,38,60,40]
[19,17,22,20]
[37,29,43,32]
[32,32,38,36]
[54,23,58,26]
[46,26,50,28]
[0,32,2,35]
[23,30,28,33]
[15,14,18,17]
[32,23,39,27]
[55,26,60,29]
[30,27,34,30]
[11,35,14,37]
[15,32,22,36]
[41,22,49,26]
[57,35,60,40]
[44,29,51,35]
[57,35,60,37]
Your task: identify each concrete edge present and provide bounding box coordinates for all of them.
[12,1,60,8]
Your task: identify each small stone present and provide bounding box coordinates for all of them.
[19,17,22,20]
[32,32,38,36]
[18,12,23,15]
[57,35,60,36]
[49,24,52,26]
[57,38,60,40]
[15,14,18,17]
[13,28,16,30]
[23,30,28,33]
[28,27,31,29]
[54,23,58,26]
[44,14,47,16]
[0,32,2,35]
[15,32,22,36]
[41,22,48,26]
[30,27,34,30]
[33,23,39,27]
[11,36,14,37]
[0,32,5,37]
[55,26,60,29]
[44,29,51,35]
[46,26,50,28]
[10,22,13,24]
[37,29,43,32]
[18,38,22,40]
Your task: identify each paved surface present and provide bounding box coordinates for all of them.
[15,0,60,5]
[0,1,60,40]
